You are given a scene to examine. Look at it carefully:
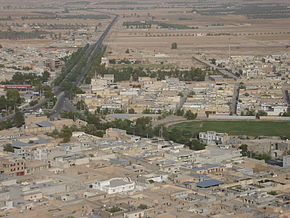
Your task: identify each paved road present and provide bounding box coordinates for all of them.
[0,15,119,122]
[153,115,187,127]
[282,86,290,111]
[0,97,47,122]
[231,83,240,115]
[50,15,119,118]
[192,55,238,79]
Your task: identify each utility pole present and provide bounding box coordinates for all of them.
[159,126,163,138]
[228,37,231,60]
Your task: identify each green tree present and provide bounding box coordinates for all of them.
[167,128,192,144]
[60,125,73,143]
[76,100,87,111]
[128,108,135,114]
[13,111,24,127]
[239,144,248,156]
[42,71,50,82]
[255,153,271,161]
[239,82,246,89]
[0,120,13,130]
[43,85,54,99]
[84,124,104,137]
[281,112,290,117]
[187,139,206,151]
[142,108,153,114]
[171,42,177,49]
[268,191,277,195]
[6,90,21,107]
[138,204,148,210]
[0,96,7,111]
[29,100,38,107]
[174,109,184,116]
[245,109,255,116]
[106,206,121,213]
[134,117,153,137]
[256,110,267,117]
[184,110,197,120]
[3,144,14,152]
[178,92,183,97]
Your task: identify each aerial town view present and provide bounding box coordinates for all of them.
[0,0,290,217]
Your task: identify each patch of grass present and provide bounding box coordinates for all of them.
[170,121,290,138]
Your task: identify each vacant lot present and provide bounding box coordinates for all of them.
[170,121,290,138]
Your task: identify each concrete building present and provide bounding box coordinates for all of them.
[199,131,229,145]
[283,155,290,168]
[0,158,25,177]
[261,103,288,116]
[89,177,135,194]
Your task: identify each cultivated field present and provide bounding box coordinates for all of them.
[170,121,290,138]
[103,0,290,68]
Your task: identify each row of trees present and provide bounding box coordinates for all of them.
[84,46,106,84]
[280,112,290,117]
[54,44,93,98]
[0,90,23,113]
[59,110,205,151]
[143,109,197,120]
[21,14,110,20]
[88,65,206,83]
[1,71,50,86]
[123,21,192,30]
[47,125,74,143]
[240,109,268,118]
[54,45,89,86]
[22,23,88,30]
[0,71,54,111]
[0,111,24,131]
[0,30,49,40]
[80,46,208,85]
[239,144,271,161]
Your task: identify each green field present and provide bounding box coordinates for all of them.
[169,121,290,138]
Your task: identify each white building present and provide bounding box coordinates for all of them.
[89,177,135,194]
[261,103,288,116]
[199,131,229,145]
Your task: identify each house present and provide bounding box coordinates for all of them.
[143,174,168,183]
[196,179,224,188]
[25,160,49,174]
[199,131,229,145]
[261,103,288,116]
[0,190,11,210]
[124,210,145,218]
[105,128,127,140]
[52,154,89,168]
[192,164,225,174]
[283,155,290,168]
[166,151,195,163]
[89,177,135,194]
[0,158,25,177]
[22,192,43,201]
